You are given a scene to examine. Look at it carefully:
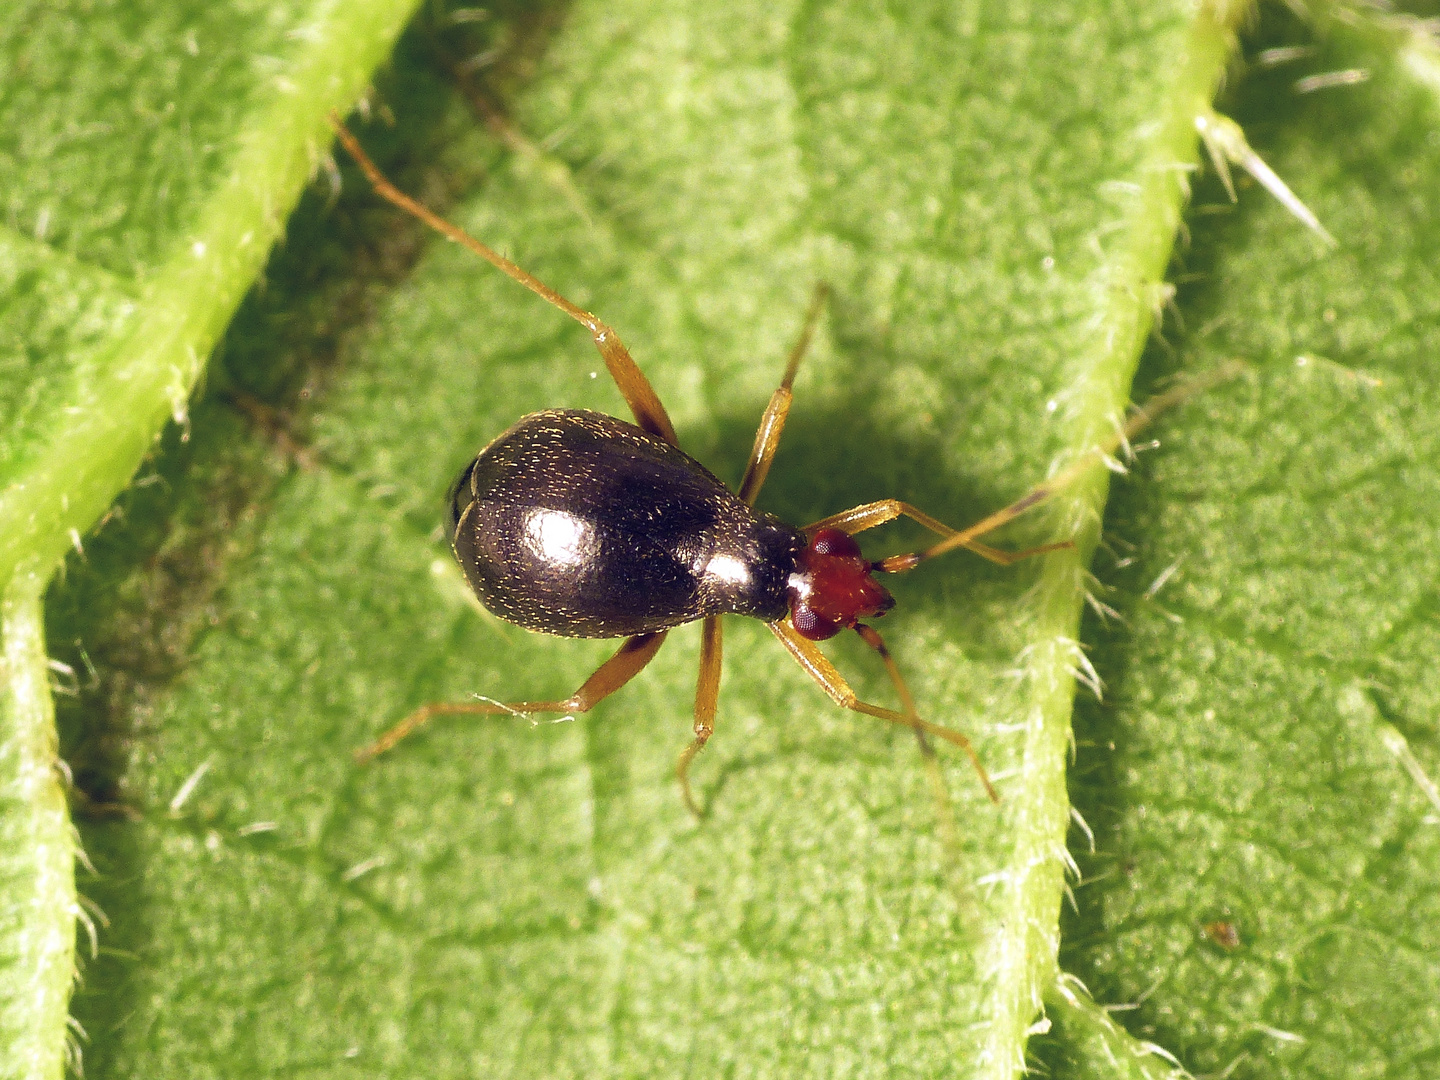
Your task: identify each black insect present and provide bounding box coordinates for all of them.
[331,117,1085,814]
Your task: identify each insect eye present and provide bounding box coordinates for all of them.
[809,528,861,559]
[791,600,841,641]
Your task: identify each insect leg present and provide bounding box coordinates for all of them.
[768,621,999,804]
[356,631,668,763]
[676,616,723,817]
[852,623,970,856]
[803,499,1071,568]
[736,284,830,506]
[809,361,1248,573]
[328,115,678,446]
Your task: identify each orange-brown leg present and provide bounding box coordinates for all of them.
[676,616,723,817]
[807,360,1248,574]
[804,499,1071,569]
[736,283,830,506]
[356,631,668,763]
[328,115,678,446]
[853,623,968,858]
[768,621,1000,804]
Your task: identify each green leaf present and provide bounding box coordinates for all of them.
[1055,8,1440,1080]
[8,1,1438,1078]
[0,0,425,1075]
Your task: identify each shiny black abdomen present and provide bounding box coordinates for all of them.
[449,409,806,638]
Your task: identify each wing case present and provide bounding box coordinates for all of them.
[450,410,804,637]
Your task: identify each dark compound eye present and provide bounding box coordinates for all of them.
[790,600,841,641]
[809,528,861,558]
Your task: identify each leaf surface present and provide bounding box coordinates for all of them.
[0,0,425,1075]
[1057,9,1440,1079]
[8,2,1438,1078]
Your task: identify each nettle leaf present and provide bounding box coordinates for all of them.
[4,0,1434,1077]
[1055,10,1440,1080]
[0,0,426,1074]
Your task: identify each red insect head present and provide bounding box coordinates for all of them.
[787,528,895,641]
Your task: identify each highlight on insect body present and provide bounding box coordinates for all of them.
[328,113,1182,817]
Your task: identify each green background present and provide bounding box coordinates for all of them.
[2,0,1438,1077]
